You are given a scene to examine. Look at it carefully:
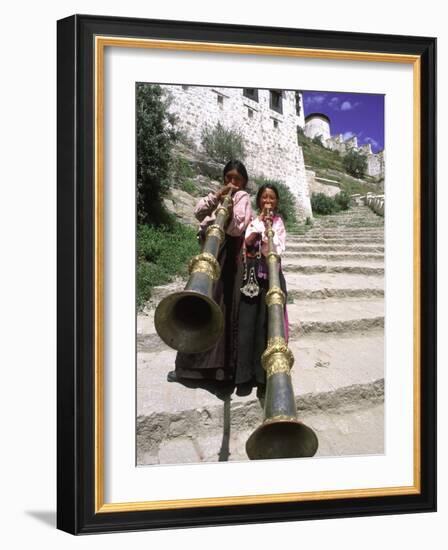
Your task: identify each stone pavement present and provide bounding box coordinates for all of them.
[137,204,385,465]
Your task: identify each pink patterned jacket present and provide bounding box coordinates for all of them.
[194,190,252,236]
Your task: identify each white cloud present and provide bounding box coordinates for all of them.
[365,137,379,148]
[329,97,340,108]
[340,100,361,111]
[304,94,327,107]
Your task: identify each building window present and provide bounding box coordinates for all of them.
[295,91,302,116]
[217,94,224,109]
[182,85,189,91]
[243,88,258,102]
[273,119,279,129]
[248,108,254,119]
[269,90,283,114]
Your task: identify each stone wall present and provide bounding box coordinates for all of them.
[162,85,312,218]
[306,170,340,198]
[366,150,385,178]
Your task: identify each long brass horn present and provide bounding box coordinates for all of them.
[246,211,319,460]
[154,193,232,354]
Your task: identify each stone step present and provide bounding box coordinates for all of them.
[287,297,384,337]
[314,211,381,219]
[287,273,383,298]
[138,389,384,464]
[137,329,384,464]
[306,226,384,236]
[287,244,384,252]
[283,264,384,275]
[289,288,384,300]
[144,269,384,310]
[314,216,383,223]
[314,223,383,229]
[313,218,383,224]
[310,218,382,223]
[137,296,384,352]
[137,328,384,416]
[285,252,384,261]
[289,237,384,244]
[283,256,384,268]
[308,231,384,240]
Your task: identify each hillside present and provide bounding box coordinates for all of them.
[298,132,384,196]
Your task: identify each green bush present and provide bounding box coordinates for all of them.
[136,223,199,309]
[311,191,352,215]
[172,155,194,182]
[311,192,338,215]
[342,149,368,178]
[201,122,246,164]
[334,190,351,210]
[312,134,324,146]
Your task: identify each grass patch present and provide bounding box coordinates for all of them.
[137,223,199,309]
[178,178,198,195]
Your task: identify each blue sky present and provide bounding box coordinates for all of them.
[302,91,384,153]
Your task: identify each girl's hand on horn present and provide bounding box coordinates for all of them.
[217,183,239,200]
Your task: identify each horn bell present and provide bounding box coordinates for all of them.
[246,419,319,460]
[154,289,224,354]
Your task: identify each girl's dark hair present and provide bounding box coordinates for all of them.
[256,183,280,209]
[223,160,248,187]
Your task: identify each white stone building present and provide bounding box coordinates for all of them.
[162,85,312,219]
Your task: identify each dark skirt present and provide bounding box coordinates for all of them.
[235,257,288,390]
[173,235,244,390]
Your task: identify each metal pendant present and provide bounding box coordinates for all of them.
[240,266,260,298]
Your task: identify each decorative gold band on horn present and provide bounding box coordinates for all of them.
[267,251,280,263]
[264,356,292,378]
[266,286,286,307]
[267,228,275,238]
[206,223,225,244]
[216,205,229,218]
[189,252,221,281]
[261,336,294,378]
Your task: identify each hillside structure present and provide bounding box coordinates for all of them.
[162,85,312,218]
[304,113,385,179]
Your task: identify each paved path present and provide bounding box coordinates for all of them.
[137,205,385,465]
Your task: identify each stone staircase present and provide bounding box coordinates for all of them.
[137,204,384,465]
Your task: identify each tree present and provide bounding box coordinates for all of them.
[343,149,368,178]
[201,122,246,164]
[136,84,177,225]
[312,134,323,146]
